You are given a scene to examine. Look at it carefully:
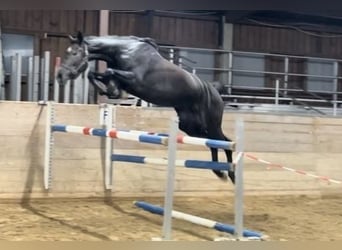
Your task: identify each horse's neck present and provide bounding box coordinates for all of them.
[85,36,160,70]
[88,54,115,66]
[86,36,136,48]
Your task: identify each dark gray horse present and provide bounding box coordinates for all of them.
[56,32,234,183]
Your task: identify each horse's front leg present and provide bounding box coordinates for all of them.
[87,70,108,95]
[104,68,136,82]
[87,70,122,98]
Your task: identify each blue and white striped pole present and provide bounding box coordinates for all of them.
[134,201,263,239]
[112,154,232,171]
[123,129,235,150]
[51,125,235,150]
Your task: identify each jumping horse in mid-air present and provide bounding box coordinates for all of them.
[56,32,235,183]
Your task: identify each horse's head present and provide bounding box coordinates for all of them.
[56,31,89,85]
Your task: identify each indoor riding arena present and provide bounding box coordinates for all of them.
[1,10,342,241]
[0,102,341,241]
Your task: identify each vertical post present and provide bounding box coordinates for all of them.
[178,57,182,69]
[27,56,34,101]
[42,51,50,101]
[0,24,4,100]
[220,22,233,94]
[234,118,244,239]
[98,10,109,103]
[284,56,289,97]
[16,53,22,101]
[161,117,179,241]
[44,101,54,189]
[169,49,174,64]
[73,76,83,103]
[63,80,71,103]
[0,68,4,100]
[99,10,109,37]
[53,57,61,102]
[0,62,4,100]
[10,53,22,101]
[32,56,40,102]
[83,65,90,104]
[333,61,338,116]
[99,103,114,190]
[228,52,233,95]
[275,79,280,106]
[40,57,44,100]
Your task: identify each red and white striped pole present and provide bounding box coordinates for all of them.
[244,153,341,184]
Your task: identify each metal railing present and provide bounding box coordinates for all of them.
[160,45,342,116]
[0,52,90,104]
[2,43,342,116]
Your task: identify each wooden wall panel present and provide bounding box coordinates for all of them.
[83,11,99,36]
[1,10,219,52]
[0,102,341,198]
[0,10,99,96]
[150,15,219,48]
[0,10,98,62]
[109,12,220,48]
[233,23,342,59]
[0,10,98,36]
[264,56,284,88]
[109,13,146,37]
[264,57,307,90]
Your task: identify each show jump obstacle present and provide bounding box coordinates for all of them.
[44,102,264,241]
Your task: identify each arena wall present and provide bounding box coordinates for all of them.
[0,101,341,200]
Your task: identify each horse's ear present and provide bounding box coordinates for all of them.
[139,37,158,49]
[76,31,84,44]
[68,35,77,43]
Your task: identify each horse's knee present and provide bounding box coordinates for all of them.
[107,82,121,99]
[87,71,95,81]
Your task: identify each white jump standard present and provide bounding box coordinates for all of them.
[44,102,264,241]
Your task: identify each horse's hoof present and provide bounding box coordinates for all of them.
[213,170,229,182]
[219,174,229,182]
[228,171,235,184]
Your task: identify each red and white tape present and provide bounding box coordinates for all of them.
[244,153,342,185]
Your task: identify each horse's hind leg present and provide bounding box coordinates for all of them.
[223,135,235,184]
[210,140,234,183]
[208,128,235,184]
[176,109,233,183]
[210,147,228,180]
